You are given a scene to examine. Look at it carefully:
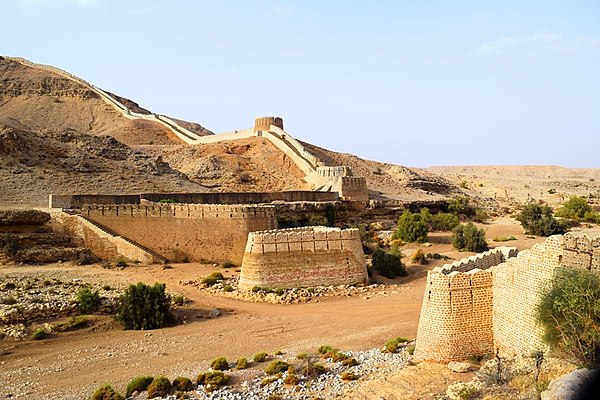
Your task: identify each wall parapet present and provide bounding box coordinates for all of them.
[433,247,518,275]
[239,226,367,290]
[81,203,276,220]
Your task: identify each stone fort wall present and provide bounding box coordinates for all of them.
[81,204,276,265]
[415,232,600,363]
[239,227,368,290]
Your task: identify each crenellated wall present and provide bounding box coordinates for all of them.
[414,269,495,362]
[340,177,369,202]
[415,232,600,363]
[254,116,284,131]
[239,227,368,290]
[81,203,276,264]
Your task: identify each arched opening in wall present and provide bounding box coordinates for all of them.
[558,255,563,265]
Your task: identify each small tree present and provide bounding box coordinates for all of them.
[116,282,172,330]
[372,249,407,278]
[555,196,592,220]
[77,287,100,314]
[393,210,428,243]
[517,201,567,236]
[452,222,488,252]
[537,268,600,367]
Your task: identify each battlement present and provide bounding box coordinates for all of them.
[562,231,600,273]
[316,166,353,178]
[432,247,518,274]
[339,177,369,202]
[415,234,580,362]
[81,203,276,219]
[239,227,367,290]
[254,116,284,131]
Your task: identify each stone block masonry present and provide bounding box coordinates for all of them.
[81,203,276,265]
[415,232,600,363]
[239,227,368,290]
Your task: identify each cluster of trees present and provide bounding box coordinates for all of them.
[517,195,599,237]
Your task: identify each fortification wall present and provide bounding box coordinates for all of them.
[340,177,369,202]
[239,227,367,290]
[433,247,519,274]
[317,166,352,178]
[254,116,284,131]
[413,269,495,361]
[49,191,339,209]
[81,204,276,264]
[562,232,600,273]
[493,236,564,357]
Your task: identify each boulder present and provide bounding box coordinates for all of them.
[541,368,595,400]
[448,361,472,373]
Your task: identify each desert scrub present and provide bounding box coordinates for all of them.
[261,375,280,386]
[253,351,268,362]
[210,356,229,371]
[493,236,517,242]
[451,222,488,252]
[202,272,224,286]
[31,327,47,340]
[340,371,360,381]
[90,384,124,400]
[172,294,185,306]
[222,284,234,292]
[302,362,327,378]
[236,357,248,369]
[116,282,172,330]
[126,376,154,397]
[411,249,427,265]
[77,287,100,314]
[372,249,407,278]
[196,371,229,390]
[327,350,349,362]
[383,337,408,353]
[146,376,171,399]
[114,256,128,268]
[342,357,359,367]
[265,360,290,375]
[283,373,299,385]
[317,345,335,355]
[172,377,193,391]
[407,344,416,355]
[296,352,308,360]
[52,316,89,332]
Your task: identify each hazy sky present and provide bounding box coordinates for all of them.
[2,0,599,167]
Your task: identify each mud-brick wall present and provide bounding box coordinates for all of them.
[239,227,367,290]
[81,204,276,264]
[413,269,494,362]
[340,177,369,202]
[434,247,519,274]
[492,236,564,357]
[562,232,600,273]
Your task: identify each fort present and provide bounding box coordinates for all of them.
[239,226,367,290]
[414,232,600,362]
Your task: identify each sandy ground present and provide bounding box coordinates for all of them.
[0,219,556,400]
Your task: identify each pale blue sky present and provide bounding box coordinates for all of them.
[2,0,599,167]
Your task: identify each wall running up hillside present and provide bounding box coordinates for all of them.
[81,204,276,264]
[239,227,368,290]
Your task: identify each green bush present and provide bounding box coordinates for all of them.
[325,204,336,227]
[451,223,488,252]
[146,376,171,399]
[172,377,193,391]
[342,357,359,367]
[447,197,477,219]
[253,351,268,362]
[555,196,593,220]
[517,202,568,236]
[116,283,172,330]
[302,362,327,378]
[392,210,428,243]
[296,352,308,360]
[32,327,47,340]
[283,373,299,385]
[172,294,185,306]
[308,215,328,226]
[210,356,229,371]
[91,384,124,400]
[265,360,290,375]
[196,371,228,389]
[537,268,600,367]
[202,272,224,286]
[317,345,335,354]
[236,357,248,369]
[340,371,360,381]
[584,211,600,224]
[126,376,154,397]
[372,249,407,278]
[429,212,460,231]
[77,287,101,314]
[384,339,399,353]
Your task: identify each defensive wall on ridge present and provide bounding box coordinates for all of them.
[414,232,600,363]
[238,227,368,290]
[80,203,276,265]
